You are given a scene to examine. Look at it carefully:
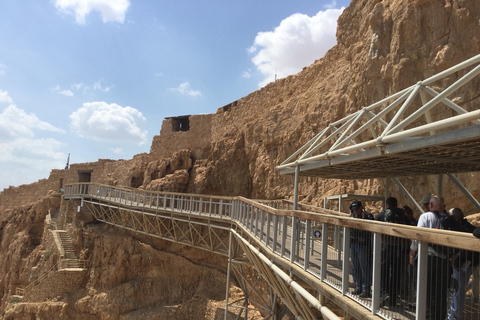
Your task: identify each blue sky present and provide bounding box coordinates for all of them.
[0,0,349,190]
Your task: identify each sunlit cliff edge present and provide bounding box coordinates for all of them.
[1,0,480,318]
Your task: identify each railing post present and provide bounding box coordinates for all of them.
[281,216,288,257]
[272,214,278,253]
[248,205,255,232]
[219,199,223,218]
[260,210,265,243]
[266,212,271,248]
[254,208,259,237]
[290,216,297,264]
[304,219,311,271]
[342,227,351,296]
[416,241,428,320]
[320,223,328,280]
[371,232,382,313]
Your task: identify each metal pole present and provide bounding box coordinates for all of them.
[371,232,382,313]
[293,165,299,210]
[321,223,328,280]
[416,241,428,320]
[342,227,351,296]
[447,173,480,211]
[385,177,389,203]
[224,231,233,320]
[392,177,425,214]
[437,174,443,196]
[304,220,311,271]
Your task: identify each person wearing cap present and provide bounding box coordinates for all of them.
[349,200,374,298]
[418,193,433,212]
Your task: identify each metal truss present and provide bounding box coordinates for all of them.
[83,200,231,256]
[224,232,279,320]
[228,230,320,320]
[277,54,480,179]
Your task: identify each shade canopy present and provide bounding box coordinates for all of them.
[277,54,480,180]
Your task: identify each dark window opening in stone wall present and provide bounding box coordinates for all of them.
[171,116,190,132]
[78,170,92,183]
[130,176,143,188]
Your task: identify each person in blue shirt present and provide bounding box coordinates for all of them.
[349,200,374,298]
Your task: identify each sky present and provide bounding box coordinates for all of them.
[0,0,349,191]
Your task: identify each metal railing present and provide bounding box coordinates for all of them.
[64,183,480,320]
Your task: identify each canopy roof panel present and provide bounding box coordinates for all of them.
[277,54,480,179]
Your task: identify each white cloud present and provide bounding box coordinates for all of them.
[241,70,251,79]
[70,101,147,146]
[52,85,74,97]
[93,79,114,92]
[169,82,202,97]
[72,83,83,91]
[250,8,344,87]
[55,0,130,24]
[0,105,65,141]
[59,89,74,96]
[0,104,66,190]
[110,147,124,155]
[55,80,114,96]
[324,0,338,9]
[0,90,13,104]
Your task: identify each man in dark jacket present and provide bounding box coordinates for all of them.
[448,208,478,320]
[375,197,410,306]
[349,200,374,297]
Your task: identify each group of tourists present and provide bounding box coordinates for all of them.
[348,194,480,320]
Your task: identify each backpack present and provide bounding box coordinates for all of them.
[384,207,409,225]
[431,211,455,258]
[383,207,409,247]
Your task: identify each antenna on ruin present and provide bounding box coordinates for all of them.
[275,68,277,81]
[65,153,70,170]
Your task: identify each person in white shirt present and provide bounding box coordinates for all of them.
[409,195,449,320]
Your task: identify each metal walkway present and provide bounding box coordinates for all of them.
[64,183,480,320]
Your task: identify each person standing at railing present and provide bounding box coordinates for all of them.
[409,195,449,320]
[349,200,374,298]
[447,208,478,320]
[402,205,418,308]
[375,197,410,307]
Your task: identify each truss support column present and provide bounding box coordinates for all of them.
[437,174,443,196]
[391,177,425,214]
[385,177,389,200]
[447,173,480,211]
[293,165,299,210]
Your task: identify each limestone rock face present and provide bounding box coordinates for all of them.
[1,0,480,319]
[187,0,480,213]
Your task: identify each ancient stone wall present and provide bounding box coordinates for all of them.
[150,114,214,160]
[23,269,87,302]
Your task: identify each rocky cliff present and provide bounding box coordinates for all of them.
[1,0,480,319]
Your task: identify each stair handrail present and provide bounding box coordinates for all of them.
[16,261,59,296]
